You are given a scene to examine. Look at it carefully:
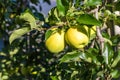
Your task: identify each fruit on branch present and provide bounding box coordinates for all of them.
[45,28,65,53]
[65,26,89,49]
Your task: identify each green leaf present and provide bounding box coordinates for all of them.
[54,8,60,21]
[60,50,97,63]
[9,27,30,44]
[104,37,112,46]
[102,43,109,64]
[51,76,59,80]
[71,71,78,79]
[45,29,53,41]
[79,51,92,63]
[77,14,101,26]
[110,69,120,78]
[111,50,120,68]
[9,47,20,56]
[102,42,114,65]
[56,0,65,16]
[20,10,37,29]
[115,1,120,11]
[47,7,60,25]
[97,71,104,76]
[60,51,81,63]
[2,75,9,80]
[61,0,69,11]
[111,35,120,46]
[115,17,120,25]
[86,48,101,65]
[85,0,102,6]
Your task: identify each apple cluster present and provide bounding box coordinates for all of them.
[45,26,96,53]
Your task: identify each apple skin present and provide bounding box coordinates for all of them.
[45,29,65,53]
[65,27,89,49]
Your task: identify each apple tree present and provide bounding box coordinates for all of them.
[1,0,120,80]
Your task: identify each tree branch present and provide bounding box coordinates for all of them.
[95,6,105,53]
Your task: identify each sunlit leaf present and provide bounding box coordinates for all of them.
[79,51,92,63]
[110,69,120,78]
[111,50,120,68]
[60,50,99,63]
[85,0,102,6]
[56,0,65,16]
[77,14,101,26]
[97,71,104,76]
[54,8,60,21]
[47,7,60,25]
[9,27,30,44]
[0,52,7,56]
[71,71,78,79]
[104,37,112,45]
[20,10,37,29]
[102,43,108,64]
[9,48,20,56]
[102,42,114,65]
[60,51,81,63]
[2,75,9,80]
[51,76,59,80]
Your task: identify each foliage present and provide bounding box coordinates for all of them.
[0,0,120,80]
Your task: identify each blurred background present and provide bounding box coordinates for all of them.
[0,0,59,79]
[0,0,56,51]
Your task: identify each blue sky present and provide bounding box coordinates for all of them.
[30,0,56,16]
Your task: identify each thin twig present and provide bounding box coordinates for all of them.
[88,8,98,14]
[90,40,95,48]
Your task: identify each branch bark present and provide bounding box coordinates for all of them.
[95,6,105,53]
